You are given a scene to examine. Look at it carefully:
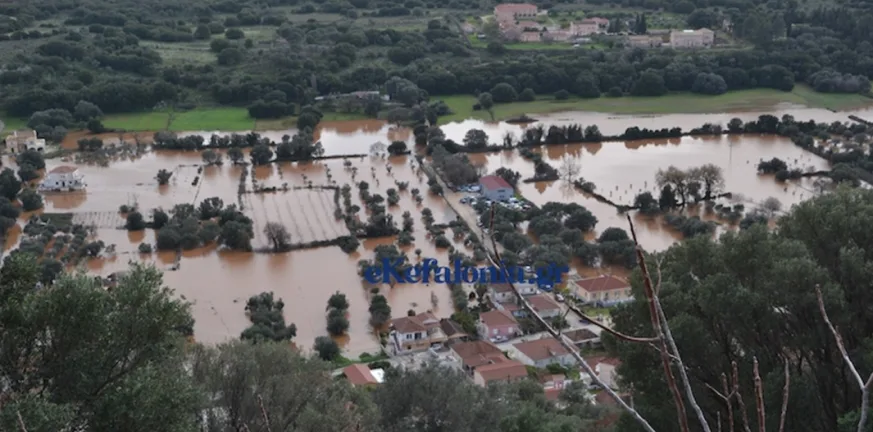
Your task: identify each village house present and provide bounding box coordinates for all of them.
[527,294,562,318]
[669,28,714,48]
[490,282,537,303]
[4,129,45,153]
[512,338,576,368]
[520,31,541,42]
[389,312,447,353]
[570,19,600,36]
[627,35,663,48]
[585,356,622,389]
[542,30,572,42]
[450,340,508,374]
[342,364,384,387]
[473,359,528,386]
[494,3,538,23]
[40,166,86,191]
[477,309,521,342]
[515,20,541,31]
[571,275,632,305]
[439,318,470,346]
[479,175,514,201]
[540,374,570,401]
[563,328,601,348]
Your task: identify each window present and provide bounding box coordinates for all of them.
[405,334,412,340]
[493,328,498,335]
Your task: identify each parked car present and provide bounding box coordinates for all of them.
[556,293,565,302]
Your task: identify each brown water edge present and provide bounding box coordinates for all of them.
[60,105,873,157]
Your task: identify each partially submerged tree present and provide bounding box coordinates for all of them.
[263,221,291,251]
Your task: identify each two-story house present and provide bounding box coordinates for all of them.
[584,356,622,389]
[389,312,447,353]
[512,338,576,368]
[477,310,521,342]
[490,283,537,303]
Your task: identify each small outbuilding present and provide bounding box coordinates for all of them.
[479,175,514,202]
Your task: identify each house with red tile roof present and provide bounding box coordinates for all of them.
[389,312,447,353]
[584,356,622,389]
[512,338,575,368]
[450,340,509,374]
[490,282,537,303]
[473,359,528,386]
[342,364,381,387]
[563,328,601,348]
[479,175,514,201]
[570,275,632,305]
[495,293,561,319]
[477,309,521,342]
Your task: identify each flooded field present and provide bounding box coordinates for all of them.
[10,151,466,355]
[467,134,829,250]
[18,107,857,352]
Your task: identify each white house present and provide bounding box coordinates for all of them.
[40,166,85,191]
[389,312,447,353]
[4,129,45,153]
[490,282,537,303]
[479,175,514,201]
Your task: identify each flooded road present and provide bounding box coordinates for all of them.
[29,106,858,352]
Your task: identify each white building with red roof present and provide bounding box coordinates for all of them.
[570,275,632,305]
[479,175,514,201]
[41,165,85,191]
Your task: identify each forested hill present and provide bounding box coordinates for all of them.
[0,0,871,120]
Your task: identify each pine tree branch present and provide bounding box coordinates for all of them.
[815,284,873,432]
[628,214,691,432]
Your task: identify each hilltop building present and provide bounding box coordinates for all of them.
[669,28,714,48]
[494,3,538,23]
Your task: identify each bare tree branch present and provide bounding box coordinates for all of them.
[815,284,873,432]
[718,411,723,432]
[652,276,712,432]
[732,361,753,432]
[753,357,765,432]
[258,394,273,432]
[16,411,27,432]
[779,361,790,432]
[723,374,735,432]
[484,205,658,432]
[565,302,660,343]
[627,214,691,432]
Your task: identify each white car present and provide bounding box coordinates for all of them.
[556,294,565,302]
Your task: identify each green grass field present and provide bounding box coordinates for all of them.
[1,86,870,135]
[437,86,873,123]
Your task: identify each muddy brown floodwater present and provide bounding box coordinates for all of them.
[12,106,864,354]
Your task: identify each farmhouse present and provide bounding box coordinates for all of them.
[669,28,714,48]
[570,275,632,305]
[479,175,514,201]
[4,129,45,153]
[494,3,538,23]
[40,166,86,191]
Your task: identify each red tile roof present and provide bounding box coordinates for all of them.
[452,340,507,368]
[585,355,622,370]
[480,309,518,327]
[573,275,629,293]
[343,364,378,386]
[528,294,560,313]
[513,338,571,362]
[390,312,440,334]
[480,175,512,191]
[492,283,514,293]
[475,359,528,383]
[494,3,537,12]
[49,165,78,174]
